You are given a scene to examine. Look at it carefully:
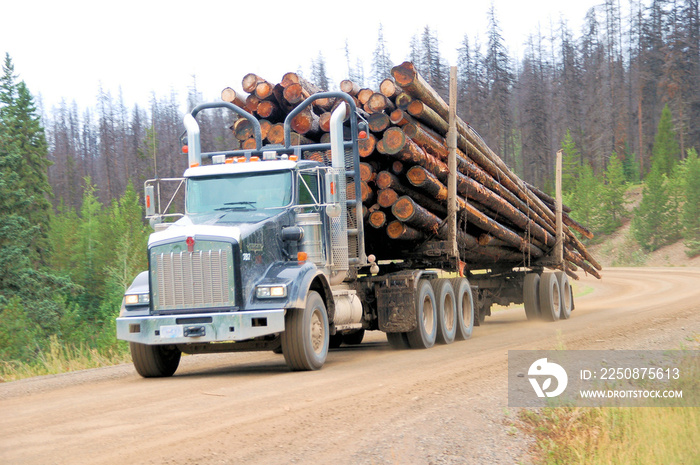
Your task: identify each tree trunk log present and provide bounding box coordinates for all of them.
[387,220,425,240]
[369,210,388,229]
[290,108,321,136]
[366,93,395,114]
[380,78,403,99]
[266,123,285,144]
[242,73,266,93]
[357,88,374,105]
[377,188,399,208]
[395,92,413,109]
[221,87,246,108]
[358,133,376,158]
[256,100,283,122]
[232,118,253,141]
[368,112,391,133]
[340,79,361,96]
[389,109,415,126]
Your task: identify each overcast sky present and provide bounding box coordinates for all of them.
[2,0,606,111]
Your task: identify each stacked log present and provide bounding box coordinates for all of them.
[221,62,601,279]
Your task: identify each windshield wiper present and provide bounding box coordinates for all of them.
[215,201,257,211]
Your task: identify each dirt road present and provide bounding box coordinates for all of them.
[1,268,698,465]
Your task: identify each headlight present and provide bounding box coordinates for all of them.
[256,285,287,299]
[124,293,150,306]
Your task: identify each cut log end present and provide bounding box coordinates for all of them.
[377,188,399,208]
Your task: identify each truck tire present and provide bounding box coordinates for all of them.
[434,279,457,344]
[129,342,181,378]
[523,273,541,320]
[281,291,329,371]
[555,271,573,319]
[386,332,411,350]
[406,280,437,349]
[539,272,561,322]
[343,328,365,345]
[451,277,474,340]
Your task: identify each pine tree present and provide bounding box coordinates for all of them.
[600,152,627,233]
[560,129,581,195]
[371,24,393,88]
[651,104,681,176]
[622,148,641,183]
[569,163,604,234]
[682,148,700,256]
[311,52,330,91]
[0,54,73,342]
[631,157,670,251]
[0,54,52,262]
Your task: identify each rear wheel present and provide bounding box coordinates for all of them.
[523,273,541,320]
[406,280,437,349]
[555,271,572,319]
[281,291,329,371]
[434,279,457,344]
[129,342,181,378]
[539,272,561,322]
[451,277,474,340]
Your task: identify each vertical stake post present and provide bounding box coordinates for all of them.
[448,66,458,259]
[555,149,564,267]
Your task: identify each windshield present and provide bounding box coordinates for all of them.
[186,170,293,221]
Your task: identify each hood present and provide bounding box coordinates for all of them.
[148,210,288,247]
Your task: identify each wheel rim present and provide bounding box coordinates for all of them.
[423,294,435,334]
[552,284,560,315]
[310,308,325,355]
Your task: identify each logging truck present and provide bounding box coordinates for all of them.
[116,90,577,378]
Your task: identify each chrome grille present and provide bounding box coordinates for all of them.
[151,242,233,311]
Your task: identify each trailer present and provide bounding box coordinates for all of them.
[116,86,580,377]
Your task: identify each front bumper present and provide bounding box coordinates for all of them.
[116,309,285,345]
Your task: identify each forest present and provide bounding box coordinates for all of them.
[1,0,699,378]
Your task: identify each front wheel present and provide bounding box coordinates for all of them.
[281,291,329,371]
[129,342,181,378]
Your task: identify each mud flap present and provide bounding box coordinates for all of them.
[376,270,435,333]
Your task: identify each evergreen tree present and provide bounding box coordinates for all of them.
[0,54,52,261]
[311,52,330,91]
[569,163,603,234]
[651,104,681,176]
[600,152,627,233]
[631,157,670,251]
[682,148,700,256]
[622,148,641,183]
[371,24,393,88]
[560,129,581,195]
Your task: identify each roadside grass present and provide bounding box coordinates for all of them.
[518,352,699,464]
[0,336,130,383]
[519,405,698,464]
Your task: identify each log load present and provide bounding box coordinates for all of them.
[221,62,602,279]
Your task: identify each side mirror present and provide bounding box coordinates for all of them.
[145,185,156,217]
[325,171,341,218]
